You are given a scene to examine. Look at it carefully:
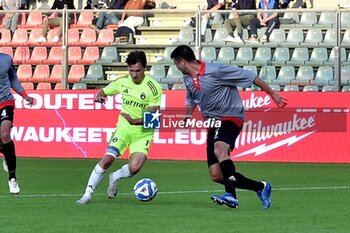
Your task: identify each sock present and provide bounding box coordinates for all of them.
[219,159,237,198]
[85,163,106,193]
[3,141,17,180]
[234,172,264,192]
[111,164,132,181]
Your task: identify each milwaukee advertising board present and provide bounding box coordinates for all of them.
[13,90,350,163]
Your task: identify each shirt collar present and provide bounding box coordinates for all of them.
[197,60,206,77]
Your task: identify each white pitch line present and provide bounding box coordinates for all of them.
[0,186,349,199]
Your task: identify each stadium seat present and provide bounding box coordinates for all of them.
[230,47,253,66]
[27,47,48,64]
[96,47,119,64]
[200,46,217,62]
[150,64,166,81]
[299,12,317,26]
[292,66,314,85]
[211,27,229,46]
[283,85,299,92]
[21,82,34,90]
[171,83,186,90]
[158,46,176,63]
[164,65,183,84]
[342,29,350,46]
[203,28,213,44]
[82,64,104,82]
[306,47,328,66]
[289,47,309,66]
[274,66,295,85]
[310,66,334,85]
[283,11,300,24]
[36,82,52,90]
[0,47,13,58]
[13,47,30,64]
[303,28,323,46]
[214,47,235,64]
[322,28,337,46]
[250,47,272,66]
[271,47,290,66]
[68,64,85,83]
[321,85,336,92]
[174,27,194,44]
[341,66,350,85]
[265,28,286,47]
[243,66,258,75]
[325,47,347,66]
[21,12,43,28]
[341,11,350,27]
[78,47,100,64]
[47,47,63,64]
[27,28,44,46]
[72,82,87,90]
[160,83,169,90]
[70,11,94,28]
[42,29,62,46]
[95,29,115,46]
[303,85,319,92]
[67,28,80,46]
[29,64,50,83]
[268,84,281,91]
[75,28,97,46]
[284,28,304,47]
[341,85,350,92]
[68,47,82,64]
[54,83,64,90]
[17,64,33,82]
[245,84,261,91]
[317,11,336,27]
[0,29,12,46]
[45,64,62,83]
[259,66,277,82]
[8,28,28,46]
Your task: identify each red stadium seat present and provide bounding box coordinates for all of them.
[54,82,64,90]
[40,29,61,46]
[68,47,82,64]
[70,12,94,28]
[0,47,13,58]
[68,64,85,83]
[8,28,28,46]
[45,64,62,83]
[95,29,115,46]
[17,64,33,82]
[21,12,43,28]
[29,64,50,83]
[67,28,80,46]
[21,82,34,90]
[75,28,97,46]
[36,82,52,90]
[27,47,48,64]
[13,47,30,64]
[27,28,43,46]
[0,29,12,46]
[78,47,100,64]
[47,46,63,64]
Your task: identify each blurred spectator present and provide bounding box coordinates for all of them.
[36,0,75,43]
[280,0,313,8]
[246,0,280,43]
[199,0,226,42]
[1,0,20,34]
[223,0,257,43]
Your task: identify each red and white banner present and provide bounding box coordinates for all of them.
[13,90,350,163]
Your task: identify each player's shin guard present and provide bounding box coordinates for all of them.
[2,141,17,180]
[219,159,237,198]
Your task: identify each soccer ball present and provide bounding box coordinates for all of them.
[133,178,157,202]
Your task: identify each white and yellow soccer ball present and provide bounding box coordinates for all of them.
[133,178,157,202]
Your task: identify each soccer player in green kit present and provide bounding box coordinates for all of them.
[76,51,162,204]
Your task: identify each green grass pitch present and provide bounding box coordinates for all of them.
[0,158,349,233]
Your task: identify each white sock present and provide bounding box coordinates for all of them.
[85,163,106,193]
[111,164,132,181]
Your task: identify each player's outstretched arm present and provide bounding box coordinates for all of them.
[253,76,287,108]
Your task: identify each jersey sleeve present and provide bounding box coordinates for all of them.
[103,78,123,96]
[148,80,162,107]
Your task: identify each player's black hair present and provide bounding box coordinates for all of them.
[170,45,196,62]
[126,50,147,68]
